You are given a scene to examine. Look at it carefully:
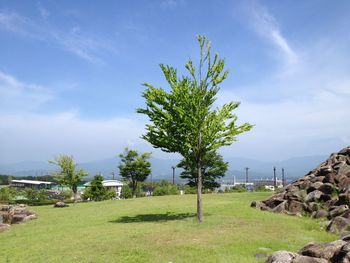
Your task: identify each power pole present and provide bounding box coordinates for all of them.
[245,167,249,184]
[273,166,277,189]
[172,166,176,184]
[111,172,115,180]
[282,168,285,187]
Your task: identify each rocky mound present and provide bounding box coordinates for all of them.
[252,146,350,234]
[267,236,350,263]
[0,204,37,232]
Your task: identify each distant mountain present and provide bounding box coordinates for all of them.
[0,154,327,182]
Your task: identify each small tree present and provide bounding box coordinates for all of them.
[49,154,87,203]
[118,148,151,197]
[178,151,228,190]
[83,174,116,201]
[137,36,253,222]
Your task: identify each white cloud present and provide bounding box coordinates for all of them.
[248,2,298,66]
[0,11,115,63]
[0,111,151,164]
[0,70,54,112]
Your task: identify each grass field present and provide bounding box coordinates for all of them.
[0,192,337,263]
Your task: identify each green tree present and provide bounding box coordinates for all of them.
[178,151,228,190]
[49,154,88,203]
[137,36,253,222]
[118,148,151,197]
[83,174,115,201]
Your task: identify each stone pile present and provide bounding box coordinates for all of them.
[0,204,37,232]
[267,236,350,263]
[252,146,350,234]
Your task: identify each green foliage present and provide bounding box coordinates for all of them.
[178,151,227,189]
[118,148,151,197]
[137,35,253,221]
[153,181,179,196]
[83,174,116,201]
[120,184,132,199]
[0,187,18,202]
[61,189,73,200]
[49,154,88,202]
[225,185,247,193]
[183,185,197,194]
[23,188,47,201]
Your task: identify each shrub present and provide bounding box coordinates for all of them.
[153,181,179,196]
[0,187,16,202]
[120,185,132,199]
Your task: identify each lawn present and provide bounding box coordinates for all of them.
[0,192,337,263]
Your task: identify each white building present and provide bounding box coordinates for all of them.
[10,179,56,190]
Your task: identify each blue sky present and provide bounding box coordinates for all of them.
[0,0,349,164]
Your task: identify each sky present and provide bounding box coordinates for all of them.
[0,0,349,164]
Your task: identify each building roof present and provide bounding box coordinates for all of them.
[11,179,55,185]
[84,180,123,187]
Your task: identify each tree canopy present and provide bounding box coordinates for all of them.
[49,154,87,202]
[118,148,151,197]
[137,35,253,222]
[178,151,228,189]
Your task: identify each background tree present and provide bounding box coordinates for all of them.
[83,174,115,201]
[118,148,151,197]
[49,155,87,202]
[137,35,253,222]
[178,151,228,190]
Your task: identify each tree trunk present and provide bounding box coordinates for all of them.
[72,185,78,203]
[197,161,203,222]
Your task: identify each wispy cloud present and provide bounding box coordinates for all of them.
[0,11,115,63]
[0,70,54,112]
[248,2,298,65]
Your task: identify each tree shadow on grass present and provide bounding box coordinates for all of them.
[110,212,197,223]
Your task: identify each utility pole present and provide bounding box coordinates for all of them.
[273,166,277,189]
[111,172,115,180]
[172,166,176,184]
[245,167,249,184]
[282,168,285,187]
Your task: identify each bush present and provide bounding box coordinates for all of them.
[225,185,247,193]
[153,181,179,196]
[61,189,73,200]
[183,185,197,194]
[0,187,17,202]
[120,185,132,199]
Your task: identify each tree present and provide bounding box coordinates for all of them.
[118,148,151,197]
[137,35,253,222]
[49,155,87,202]
[178,151,228,190]
[83,174,115,201]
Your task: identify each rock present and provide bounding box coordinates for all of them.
[318,183,334,195]
[292,255,328,263]
[341,210,350,219]
[11,214,27,224]
[306,190,323,202]
[311,210,328,219]
[329,205,349,219]
[273,201,287,213]
[327,216,350,234]
[23,214,37,222]
[54,202,68,208]
[288,200,305,214]
[265,251,328,263]
[299,240,347,260]
[0,223,10,232]
[336,194,350,206]
[266,251,294,263]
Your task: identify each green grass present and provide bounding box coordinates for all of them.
[0,193,336,263]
